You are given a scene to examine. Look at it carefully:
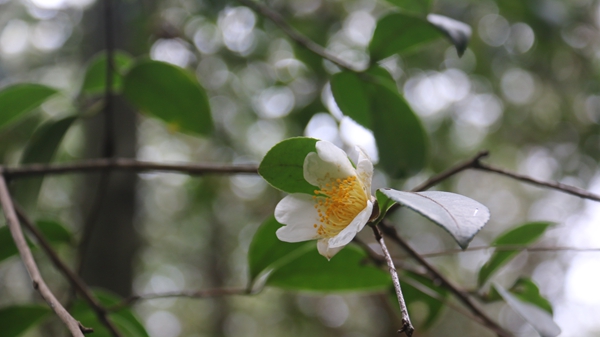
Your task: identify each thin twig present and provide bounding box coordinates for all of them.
[411,151,490,192]
[14,205,124,337]
[473,161,600,202]
[370,224,414,336]
[399,275,482,324]
[379,220,513,337]
[354,238,511,333]
[0,171,89,337]
[236,0,358,72]
[418,245,600,259]
[109,288,249,311]
[3,158,258,178]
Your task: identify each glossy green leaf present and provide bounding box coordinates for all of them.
[384,0,431,13]
[427,14,472,57]
[122,60,212,136]
[329,68,427,177]
[330,72,371,127]
[13,116,77,210]
[370,84,428,177]
[247,216,312,283]
[478,222,552,286]
[82,51,134,94]
[0,305,51,337]
[267,245,391,291]
[370,13,442,61]
[495,284,560,337]
[380,189,490,248]
[258,137,318,194]
[70,290,149,337]
[401,271,448,328]
[0,84,58,131]
[369,12,472,61]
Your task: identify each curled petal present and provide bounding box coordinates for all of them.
[275,194,319,242]
[355,146,373,195]
[328,200,373,248]
[304,141,356,187]
[317,239,344,260]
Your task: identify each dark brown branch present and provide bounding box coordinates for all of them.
[109,288,249,311]
[370,224,414,336]
[473,161,600,202]
[236,0,358,72]
[0,171,89,337]
[411,151,489,192]
[3,158,258,178]
[379,220,513,337]
[14,205,124,337]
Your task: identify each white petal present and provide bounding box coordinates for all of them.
[317,239,344,260]
[274,194,319,242]
[328,200,373,248]
[355,146,373,195]
[304,140,356,187]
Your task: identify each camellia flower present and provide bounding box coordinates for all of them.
[275,140,374,259]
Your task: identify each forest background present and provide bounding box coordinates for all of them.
[1,0,600,336]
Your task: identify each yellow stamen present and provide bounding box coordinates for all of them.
[312,174,367,239]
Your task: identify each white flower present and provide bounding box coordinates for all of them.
[275,140,374,259]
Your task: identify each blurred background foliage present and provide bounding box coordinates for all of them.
[1,0,600,336]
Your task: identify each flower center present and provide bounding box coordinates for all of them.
[312,175,367,238]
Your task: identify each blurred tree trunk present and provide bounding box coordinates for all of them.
[77,0,148,297]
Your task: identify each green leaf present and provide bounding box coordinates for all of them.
[0,84,58,131]
[375,189,394,220]
[510,278,553,314]
[427,14,472,57]
[495,283,560,337]
[400,271,448,328]
[380,189,490,248]
[70,290,149,337]
[0,225,19,264]
[247,216,312,283]
[0,305,51,337]
[478,222,553,286]
[0,220,73,264]
[249,216,390,292]
[370,13,442,61]
[369,12,472,61]
[36,219,73,245]
[384,0,431,13]
[329,68,428,177]
[13,116,77,210]
[258,137,319,194]
[369,84,428,177]
[484,278,553,315]
[122,60,212,136]
[330,72,371,127]
[267,245,391,292]
[82,51,134,94]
